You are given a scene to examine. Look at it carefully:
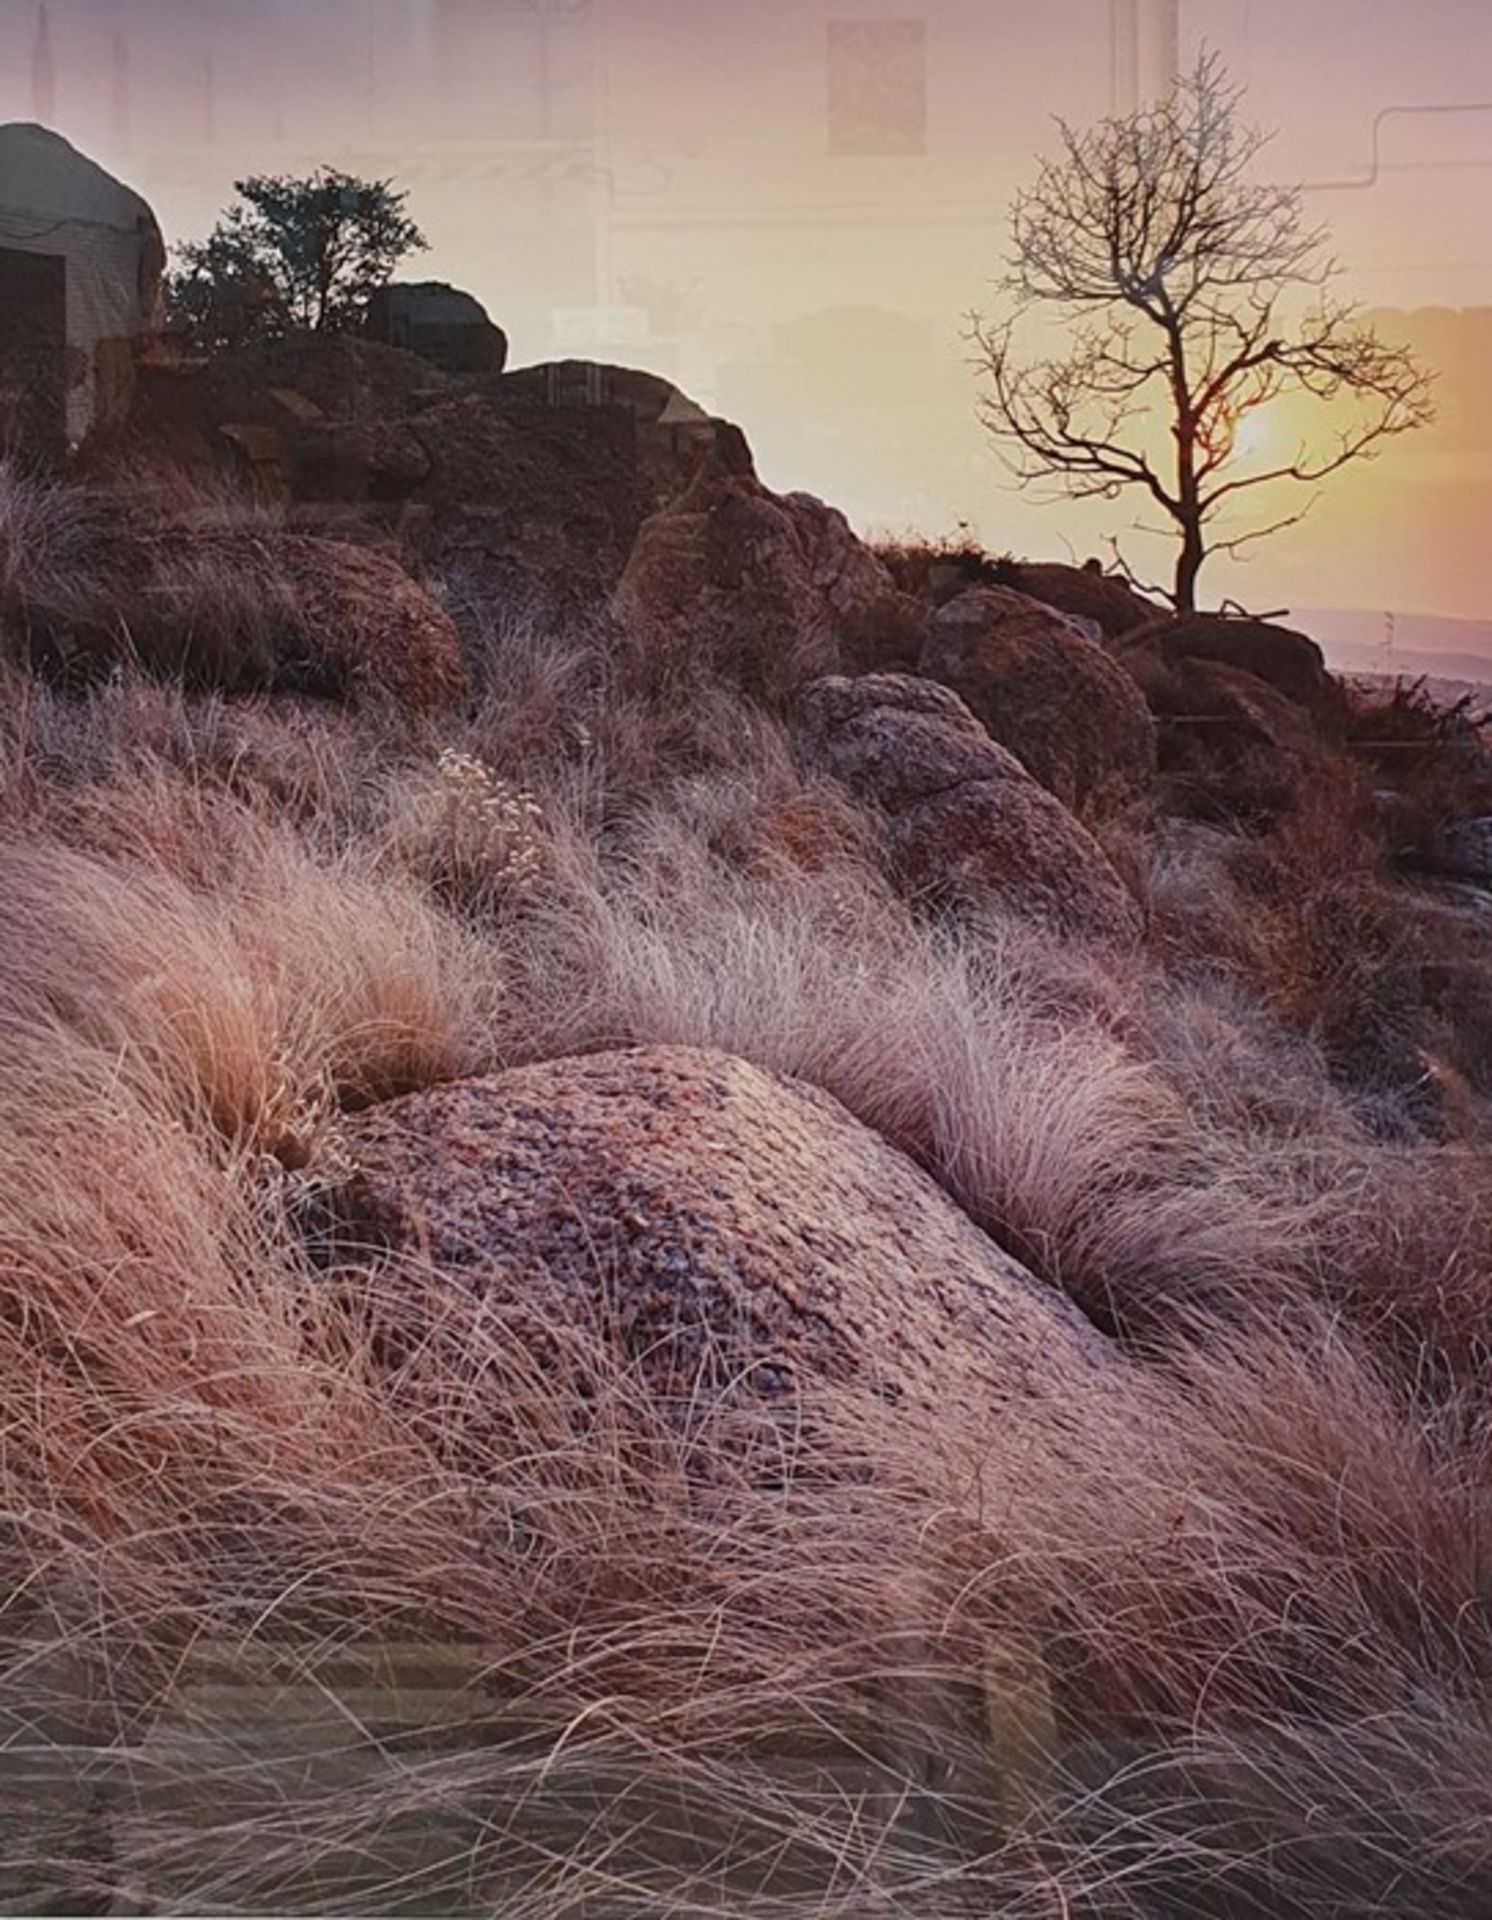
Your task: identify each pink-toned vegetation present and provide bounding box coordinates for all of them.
[2,471,1492,1913]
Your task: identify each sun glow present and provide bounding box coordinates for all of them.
[1232,402,1290,463]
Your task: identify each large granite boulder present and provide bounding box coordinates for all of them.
[796,674,1145,945]
[25,525,465,708]
[1134,613,1340,718]
[336,1047,1112,1427]
[1000,561,1162,640]
[410,362,757,615]
[612,467,927,702]
[488,360,757,522]
[401,383,654,608]
[364,280,508,377]
[783,490,930,673]
[921,587,1158,815]
[1122,644,1329,824]
[108,339,758,616]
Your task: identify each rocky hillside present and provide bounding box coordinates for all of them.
[3,335,1492,1916]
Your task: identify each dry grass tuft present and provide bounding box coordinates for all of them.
[0,459,118,654]
[0,819,494,1167]
[1347,676,1492,865]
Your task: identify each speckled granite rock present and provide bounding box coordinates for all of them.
[1130,612,1339,717]
[1000,561,1162,640]
[797,674,1145,945]
[33,526,466,708]
[336,1046,1112,1420]
[611,467,927,702]
[921,587,1158,814]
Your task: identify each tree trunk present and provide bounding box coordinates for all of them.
[1173,521,1204,612]
[1165,324,1204,614]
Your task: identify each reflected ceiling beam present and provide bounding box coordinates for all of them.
[31,3,56,127]
[1110,0,1180,114]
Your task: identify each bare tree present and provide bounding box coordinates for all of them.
[970,53,1434,612]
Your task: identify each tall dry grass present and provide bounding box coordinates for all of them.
[0,458,118,658]
[1,523,1492,1910]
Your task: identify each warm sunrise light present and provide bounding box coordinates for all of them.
[1233,402,1288,462]
[4,10,1492,1915]
[0,0,1487,639]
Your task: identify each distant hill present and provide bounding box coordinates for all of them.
[1297,608,1492,692]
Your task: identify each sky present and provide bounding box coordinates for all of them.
[2,0,1489,630]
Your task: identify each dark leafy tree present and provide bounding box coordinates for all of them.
[166,169,427,353]
[970,53,1434,612]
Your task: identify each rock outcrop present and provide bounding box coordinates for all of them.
[612,468,927,701]
[109,336,453,506]
[28,526,465,707]
[153,530,464,707]
[921,587,1158,815]
[364,280,509,378]
[203,334,453,429]
[1135,613,1339,717]
[337,1047,1111,1425]
[1000,561,1162,641]
[111,337,759,616]
[796,673,1145,945]
[1123,646,1327,823]
[401,382,656,609]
